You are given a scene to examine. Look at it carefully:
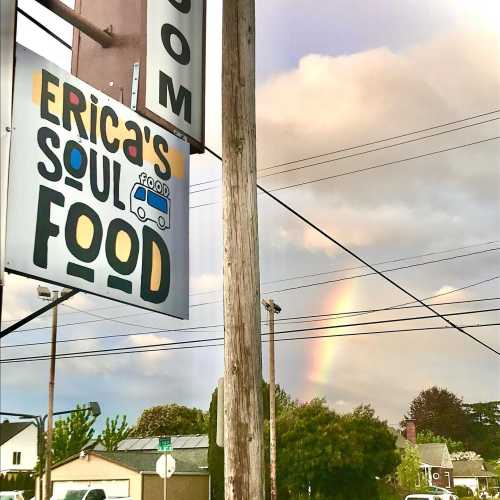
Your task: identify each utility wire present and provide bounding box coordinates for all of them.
[266,136,500,193]
[2,321,498,364]
[17,8,72,50]
[190,246,500,297]
[2,298,498,350]
[190,109,500,188]
[190,137,500,208]
[191,116,500,193]
[204,146,500,356]
[8,246,498,334]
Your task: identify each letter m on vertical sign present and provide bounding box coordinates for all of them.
[141,0,205,153]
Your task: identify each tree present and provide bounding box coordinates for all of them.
[416,430,465,453]
[208,382,295,500]
[99,415,131,451]
[396,446,425,492]
[208,390,224,500]
[276,400,399,499]
[52,405,97,464]
[131,404,208,437]
[403,387,471,443]
[464,401,500,459]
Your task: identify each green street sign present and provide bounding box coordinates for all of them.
[158,436,173,452]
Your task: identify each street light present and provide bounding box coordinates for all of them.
[36,285,73,500]
[0,402,100,500]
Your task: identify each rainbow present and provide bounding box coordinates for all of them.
[303,279,357,400]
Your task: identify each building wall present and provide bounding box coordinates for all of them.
[50,454,142,499]
[0,424,38,472]
[142,473,209,500]
[454,477,479,493]
[430,467,454,489]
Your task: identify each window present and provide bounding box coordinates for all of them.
[12,451,21,465]
[147,190,168,213]
[444,471,451,487]
[134,186,146,201]
[86,490,105,500]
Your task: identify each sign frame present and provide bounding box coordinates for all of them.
[6,45,190,319]
[71,0,206,154]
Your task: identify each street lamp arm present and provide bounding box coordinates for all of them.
[0,411,39,419]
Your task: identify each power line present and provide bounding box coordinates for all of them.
[190,117,500,193]
[190,246,500,297]
[267,136,500,193]
[3,297,498,350]
[17,8,72,50]
[260,110,500,171]
[256,182,500,356]
[8,246,498,334]
[189,239,500,295]
[1,321,497,365]
[190,109,500,188]
[266,247,500,295]
[189,136,500,209]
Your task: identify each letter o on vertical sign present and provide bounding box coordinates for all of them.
[168,0,191,14]
[161,24,191,66]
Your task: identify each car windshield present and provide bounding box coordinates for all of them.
[63,491,87,500]
[0,495,16,500]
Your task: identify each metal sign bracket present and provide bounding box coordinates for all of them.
[131,62,140,111]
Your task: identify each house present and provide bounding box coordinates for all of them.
[0,421,38,473]
[417,443,454,489]
[49,435,209,500]
[393,422,454,488]
[452,459,498,494]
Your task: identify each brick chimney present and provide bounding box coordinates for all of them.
[406,420,416,444]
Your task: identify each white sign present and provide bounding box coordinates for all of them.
[6,46,190,318]
[145,0,205,147]
[156,454,176,479]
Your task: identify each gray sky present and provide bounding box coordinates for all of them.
[1,0,499,431]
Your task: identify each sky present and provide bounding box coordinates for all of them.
[1,0,499,432]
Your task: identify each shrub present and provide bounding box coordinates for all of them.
[453,485,474,497]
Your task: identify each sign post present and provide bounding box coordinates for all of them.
[6,46,190,319]
[156,439,175,500]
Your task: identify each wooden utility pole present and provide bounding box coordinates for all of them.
[222,1,264,499]
[44,290,59,500]
[262,299,281,500]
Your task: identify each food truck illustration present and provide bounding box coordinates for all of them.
[130,182,170,230]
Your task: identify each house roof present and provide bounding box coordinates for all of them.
[452,460,498,478]
[0,421,34,445]
[94,435,208,452]
[417,443,453,468]
[92,449,208,474]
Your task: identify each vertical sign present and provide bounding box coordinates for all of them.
[142,0,205,151]
[0,0,16,287]
[6,46,190,318]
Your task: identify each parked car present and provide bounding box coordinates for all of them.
[0,492,25,500]
[62,490,132,500]
[424,486,459,500]
[405,495,441,500]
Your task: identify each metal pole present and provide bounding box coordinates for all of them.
[268,300,277,500]
[163,451,167,500]
[44,291,59,500]
[34,0,113,48]
[222,0,264,499]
